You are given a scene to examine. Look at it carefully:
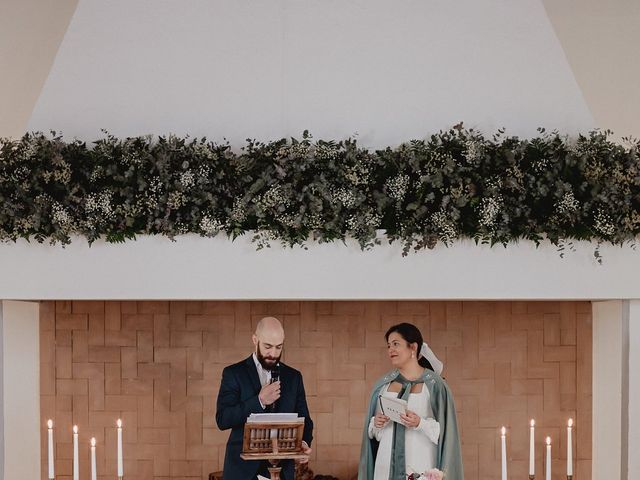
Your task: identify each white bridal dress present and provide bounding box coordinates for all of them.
[368,383,440,479]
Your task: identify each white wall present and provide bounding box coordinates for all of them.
[542,0,640,137]
[1,301,40,480]
[0,302,4,480]
[27,0,593,146]
[628,300,640,479]
[592,300,640,480]
[592,301,625,480]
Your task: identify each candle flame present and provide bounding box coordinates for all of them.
[91,437,96,447]
[47,419,53,428]
[546,436,551,445]
[530,419,535,427]
[568,418,573,427]
[117,418,122,428]
[73,425,78,434]
[501,426,506,435]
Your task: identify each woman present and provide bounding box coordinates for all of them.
[358,323,463,480]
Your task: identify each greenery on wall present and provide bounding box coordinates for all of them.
[1,126,638,258]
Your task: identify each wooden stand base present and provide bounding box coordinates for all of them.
[268,464,282,480]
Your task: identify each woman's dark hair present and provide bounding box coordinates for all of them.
[384,322,434,371]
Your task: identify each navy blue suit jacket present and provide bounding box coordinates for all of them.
[215,356,314,480]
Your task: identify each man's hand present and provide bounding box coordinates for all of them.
[296,440,312,464]
[258,380,281,407]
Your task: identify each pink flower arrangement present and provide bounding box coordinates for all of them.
[407,469,443,480]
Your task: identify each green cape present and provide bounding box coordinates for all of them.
[358,369,464,480]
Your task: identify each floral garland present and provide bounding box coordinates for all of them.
[0,127,638,259]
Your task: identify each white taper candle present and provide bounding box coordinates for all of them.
[117,419,123,477]
[47,420,55,479]
[501,426,507,480]
[90,438,97,480]
[529,419,535,476]
[567,419,573,476]
[545,436,551,480]
[72,425,79,480]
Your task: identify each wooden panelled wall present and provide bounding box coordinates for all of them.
[39,301,592,480]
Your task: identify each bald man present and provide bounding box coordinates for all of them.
[216,317,314,479]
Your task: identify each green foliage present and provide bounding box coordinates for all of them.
[0,127,638,256]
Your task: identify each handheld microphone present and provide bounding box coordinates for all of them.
[269,363,280,412]
[270,363,280,384]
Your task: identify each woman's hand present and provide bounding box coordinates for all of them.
[295,441,312,464]
[374,412,390,428]
[400,409,421,429]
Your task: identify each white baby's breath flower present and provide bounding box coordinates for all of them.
[194,143,218,161]
[344,157,372,186]
[167,191,186,209]
[330,187,357,208]
[85,191,116,220]
[51,203,73,229]
[555,190,579,215]
[584,160,605,182]
[199,215,222,236]
[347,208,381,231]
[385,174,410,202]
[52,161,72,184]
[180,170,195,189]
[275,213,299,228]
[430,209,457,244]
[314,143,339,161]
[478,195,503,228]
[464,139,484,161]
[594,209,616,236]
[256,185,290,210]
[231,198,248,222]
[278,143,310,159]
[532,157,550,173]
[305,213,324,230]
[485,175,503,192]
[196,164,211,179]
[122,151,142,165]
[148,177,164,194]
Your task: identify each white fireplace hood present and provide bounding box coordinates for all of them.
[1,235,638,299]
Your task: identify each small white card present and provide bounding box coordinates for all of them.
[257,475,270,480]
[378,395,408,424]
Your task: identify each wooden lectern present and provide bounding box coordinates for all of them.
[240,418,309,480]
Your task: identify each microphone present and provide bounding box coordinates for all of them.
[270,363,280,384]
[269,363,280,412]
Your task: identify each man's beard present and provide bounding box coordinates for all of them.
[256,344,281,371]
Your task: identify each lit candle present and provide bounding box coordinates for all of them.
[529,419,535,477]
[545,436,551,480]
[72,425,79,480]
[47,420,54,479]
[501,426,507,480]
[90,438,97,480]
[117,419,123,477]
[567,419,573,477]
